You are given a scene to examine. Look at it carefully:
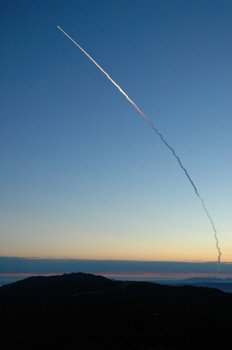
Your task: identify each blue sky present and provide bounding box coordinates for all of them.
[1,1,231,270]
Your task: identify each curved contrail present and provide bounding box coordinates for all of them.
[57,26,222,269]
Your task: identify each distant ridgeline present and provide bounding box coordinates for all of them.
[0,273,232,349]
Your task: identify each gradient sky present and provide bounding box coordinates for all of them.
[1,1,232,264]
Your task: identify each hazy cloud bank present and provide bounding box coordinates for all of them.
[1,257,232,284]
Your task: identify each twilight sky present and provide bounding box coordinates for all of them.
[1,1,232,265]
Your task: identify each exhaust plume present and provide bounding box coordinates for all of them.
[57,26,222,269]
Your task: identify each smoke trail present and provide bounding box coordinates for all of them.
[57,26,222,268]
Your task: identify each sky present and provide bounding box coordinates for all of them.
[1,1,232,277]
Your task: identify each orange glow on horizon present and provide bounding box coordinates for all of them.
[2,254,232,264]
[100,272,232,279]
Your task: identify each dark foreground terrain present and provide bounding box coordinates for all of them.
[1,273,232,349]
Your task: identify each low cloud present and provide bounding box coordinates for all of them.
[1,256,232,282]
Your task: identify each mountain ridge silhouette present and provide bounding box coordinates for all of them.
[1,272,232,349]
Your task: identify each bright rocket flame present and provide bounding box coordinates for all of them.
[57,26,222,270]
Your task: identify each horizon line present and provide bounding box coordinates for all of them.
[1,256,232,264]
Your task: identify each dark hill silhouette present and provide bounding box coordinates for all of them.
[156,277,232,293]
[1,273,232,349]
